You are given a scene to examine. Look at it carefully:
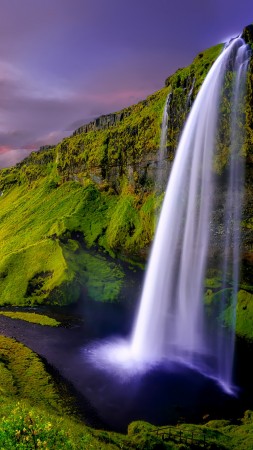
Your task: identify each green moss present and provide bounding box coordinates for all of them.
[166,43,223,89]
[205,287,253,341]
[0,238,69,306]
[63,246,124,302]
[0,336,68,412]
[224,290,253,340]
[106,191,140,250]
[0,179,122,305]
[54,86,169,190]
[205,276,223,289]
[165,44,223,157]
[0,311,60,326]
[0,174,157,305]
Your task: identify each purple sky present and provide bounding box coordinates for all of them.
[0,0,252,167]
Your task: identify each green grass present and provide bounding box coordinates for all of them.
[126,418,253,450]
[0,311,60,326]
[2,401,253,450]
[0,335,70,412]
[0,399,132,450]
[0,176,161,306]
[0,180,126,305]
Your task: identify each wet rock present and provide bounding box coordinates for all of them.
[242,24,253,44]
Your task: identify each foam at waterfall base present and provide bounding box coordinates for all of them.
[83,337,237,395]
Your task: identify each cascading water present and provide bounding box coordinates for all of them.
[215,41,250,389]
[156,93,171,191]
[131,37,250,392]
[186,77,195,108]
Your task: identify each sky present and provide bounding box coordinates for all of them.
[0,0,253,168]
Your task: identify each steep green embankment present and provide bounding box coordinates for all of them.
[0,42,224,307]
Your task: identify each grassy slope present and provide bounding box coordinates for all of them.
[0,180,127,305]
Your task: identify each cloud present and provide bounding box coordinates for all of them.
[0,60,78,155]
[0,130,32,147]
[0,146,11,155]
[0,57,151,158]
[0,146,31,168]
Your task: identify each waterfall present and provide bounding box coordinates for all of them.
[216,42,250,388]
[156,93,171,192]
[186,77,195,108]
[131,37,250,392]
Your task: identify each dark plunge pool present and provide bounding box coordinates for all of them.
[0,266,253,432]
[78,342,242,431]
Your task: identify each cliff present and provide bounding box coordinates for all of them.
[0,26,253,343]
[72,111,130,136]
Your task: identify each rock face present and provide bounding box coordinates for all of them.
[242,24,253,44]
[72,111,130,136]
[38,145,55,152]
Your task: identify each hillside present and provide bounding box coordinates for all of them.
[0,26,253,344]
[0,42,224,306]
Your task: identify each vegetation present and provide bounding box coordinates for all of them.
[0,41,225,308]
[224,290,253,340]
[0,335,71,412]
[165,43,223,158]
[0,311,60,326]
[0,180,128,305]
[127,414,253,450]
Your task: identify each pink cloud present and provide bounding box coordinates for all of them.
[75,88,150,109]
[0,145,12,155]
[0,147,31,168]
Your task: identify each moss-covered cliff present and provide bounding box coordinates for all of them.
[1,26,253,341]
[0,40,224,307]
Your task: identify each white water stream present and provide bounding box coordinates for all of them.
[131,37,250,392]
